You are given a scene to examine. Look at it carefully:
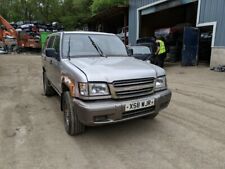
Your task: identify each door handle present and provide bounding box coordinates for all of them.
[50,60,53,64]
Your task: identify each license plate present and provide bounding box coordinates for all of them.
[125,99,155,112]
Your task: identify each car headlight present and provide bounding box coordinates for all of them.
[155,76,167,91]
[79,83,109,96]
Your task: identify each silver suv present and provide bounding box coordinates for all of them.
[42,31,171,135]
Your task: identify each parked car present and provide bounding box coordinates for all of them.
[128,45,154,63]
[42,31,172,135]
[136,37,157,56]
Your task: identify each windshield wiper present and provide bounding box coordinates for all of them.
[88,36,106,57]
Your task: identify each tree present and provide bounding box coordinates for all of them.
[91,0,128,14]
[0,0,128,30]
[59,0,92,30]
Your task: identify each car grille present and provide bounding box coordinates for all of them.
[111,78,155,99]
[122,107,155,119]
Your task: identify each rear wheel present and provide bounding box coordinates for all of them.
[62,91,85,136]
[43,72,56,96]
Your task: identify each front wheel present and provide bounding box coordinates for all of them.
[62,91,85,136]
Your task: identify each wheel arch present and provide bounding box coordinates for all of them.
[61,83,70,111]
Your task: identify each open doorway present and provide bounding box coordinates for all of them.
[198,26,213,65]
[140,2,198,37]
[138,1,213,66]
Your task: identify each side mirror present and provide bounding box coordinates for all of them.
[127,48,133,56]
[45,48,60,60]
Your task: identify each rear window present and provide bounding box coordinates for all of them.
[131,46,151,55]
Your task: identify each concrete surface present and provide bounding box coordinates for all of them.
[210,47,225,68]
[0,54,225,169]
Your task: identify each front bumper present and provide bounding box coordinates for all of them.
[73,89,172,126]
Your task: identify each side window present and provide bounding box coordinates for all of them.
[47,36,55,48]
[53,35,60,53]
[44,37,49,50]
[42,37,49,53]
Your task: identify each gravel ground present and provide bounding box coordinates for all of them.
[0,54,225,169]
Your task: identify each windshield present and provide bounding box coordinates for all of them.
[63,34,128,58]
[131,46,151,55]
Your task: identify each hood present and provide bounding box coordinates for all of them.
[69,57,164,82]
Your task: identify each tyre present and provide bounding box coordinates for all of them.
[143,113,158,119]
[62,91,85,136]
[43,72,56,96]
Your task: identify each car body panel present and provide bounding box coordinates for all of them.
[74,89,171,126]
[68,57,165,82]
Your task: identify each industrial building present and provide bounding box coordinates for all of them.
[129,0,225,67]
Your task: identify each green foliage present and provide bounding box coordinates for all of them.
[60,0,92,30]
[91,0,128,14]
[0,0,127,30]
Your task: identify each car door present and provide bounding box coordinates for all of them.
[44,36,55,83]
[51,34,61,92]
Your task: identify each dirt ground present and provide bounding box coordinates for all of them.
[0,54,225,169]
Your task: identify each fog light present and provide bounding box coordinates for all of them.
[94,115,108,122]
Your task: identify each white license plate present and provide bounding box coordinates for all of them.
[125,99,155,112]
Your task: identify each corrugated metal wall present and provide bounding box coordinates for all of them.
[199,0,225,47]
[129,0,158,44]
[129,0,225,47]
